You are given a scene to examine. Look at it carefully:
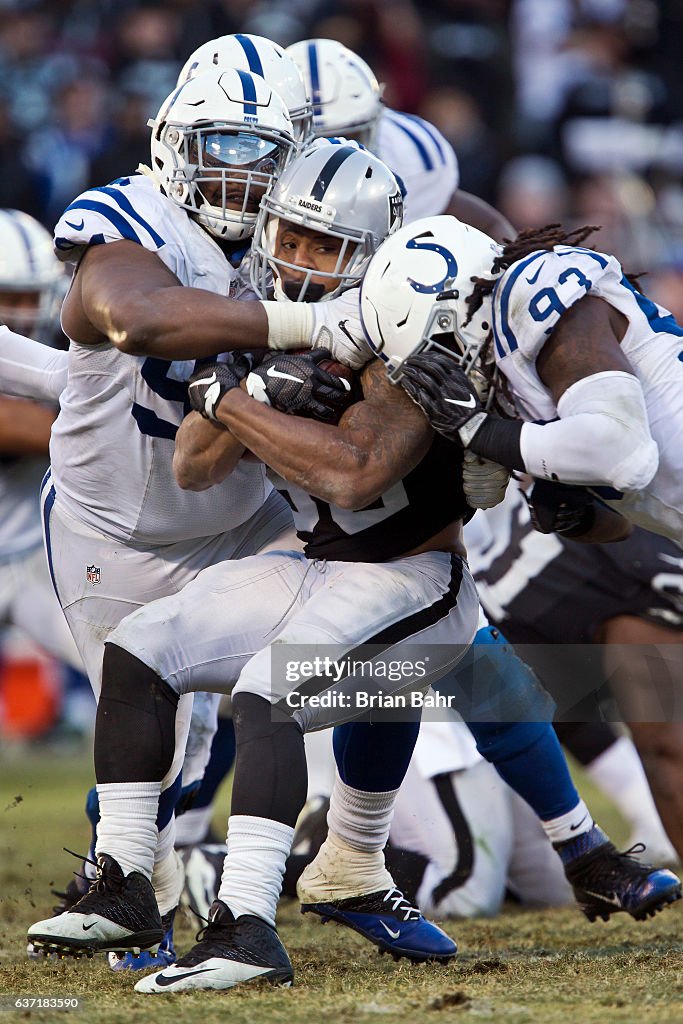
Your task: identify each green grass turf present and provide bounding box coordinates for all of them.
[1,750,681,1024]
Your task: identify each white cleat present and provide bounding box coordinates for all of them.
[134,901,293,994]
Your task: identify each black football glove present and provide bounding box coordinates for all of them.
[525,479,596,537]
[244,349,353,423]
[187,361,242,421]
[399,351,487,446]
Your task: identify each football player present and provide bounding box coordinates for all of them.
[0,210,83,680]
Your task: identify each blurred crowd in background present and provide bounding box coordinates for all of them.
[1,0,683,745]
[2,0,683,316]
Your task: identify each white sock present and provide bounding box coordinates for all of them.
[327,773,398,852]
[152,850,184,916]
[587,735,663,833]
[95,782,161,879]
[217,815,293,927]
[541,798,594,846]
[174,804,215,848]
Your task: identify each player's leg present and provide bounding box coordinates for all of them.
[601,614,683,860]
[26,550,307,959]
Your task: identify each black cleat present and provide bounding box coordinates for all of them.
[27,854,163,958]
[135,899,294,993]
[556,826,682,922]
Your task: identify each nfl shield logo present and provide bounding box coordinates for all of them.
[86,565,101,585]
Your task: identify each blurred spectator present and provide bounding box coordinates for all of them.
[0,97,41,218]
[648,255,683,324]
[111,5,183,113]
[23,76,110,228]
[421,86,500,204]
[90,90,154,186]
[496,156,569,231]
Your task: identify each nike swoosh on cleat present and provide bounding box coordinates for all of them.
[81,922,98,931]
[525,263,544,285]
[65,218,85,231]
[569,815,588,832]
[267,366,304,384]
[583,890,622,907]
[444,395,476,408]
[153,967,218,987]
[380,921,401,940]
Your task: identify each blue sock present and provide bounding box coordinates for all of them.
[468,720,579,821]
[333,720,420,792]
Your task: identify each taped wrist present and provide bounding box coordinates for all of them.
[261,300,315,351]
[467,416,525,470]
[95,643,179,783]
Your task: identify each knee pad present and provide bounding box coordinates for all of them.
[433,626,555,723]
[95,643,179,784]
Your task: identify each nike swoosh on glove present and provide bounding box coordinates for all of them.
[399,351,487,446]
[244,349,353,423]
[187,362,242,421]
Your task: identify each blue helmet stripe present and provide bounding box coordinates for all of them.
[307,41,322,117]
[236,68,258,119]
[310,146,355,201]
[235,34,264,76]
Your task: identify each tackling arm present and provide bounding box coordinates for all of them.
[62,241,314,359]
[173,412,246,491]
[0,326,68,402]
[208,359,433,509]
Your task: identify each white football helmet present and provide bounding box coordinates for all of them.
[177,34,313,146]
[150,67,296,241]
[250,141,403,302]
[0,209,64,342]
[287,39,383,149]
[360,216,502,390]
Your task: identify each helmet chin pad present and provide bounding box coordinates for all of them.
[282,279,327,303]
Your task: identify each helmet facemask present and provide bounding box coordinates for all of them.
[160,124,293,241]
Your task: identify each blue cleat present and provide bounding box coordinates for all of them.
[301,886,457,963]
[556,825,682,922]
[107,908,177,972]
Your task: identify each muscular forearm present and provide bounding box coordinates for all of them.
[215,390,369,507]
[0,397,56,455]
[0,326,68,402]
[173,411,245,490]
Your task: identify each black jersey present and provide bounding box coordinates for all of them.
[269,433,470,563]
[469,486,683,644]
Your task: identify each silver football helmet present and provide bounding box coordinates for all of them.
[178,34,313,146]
[250,141,403,302]
[149,67,296,241]
[287,39,383,149]
[360,216,502,395]
[0,209,64,342]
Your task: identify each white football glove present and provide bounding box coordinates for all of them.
[310,288,374,371]
[462,451,511,510]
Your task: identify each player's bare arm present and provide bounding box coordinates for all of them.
[173,411,246,491]
[194,358,433,510]
[62,240,272,358]
[0,396,56,456]
[446,190,514,244]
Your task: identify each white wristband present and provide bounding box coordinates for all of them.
[261,301,315,351]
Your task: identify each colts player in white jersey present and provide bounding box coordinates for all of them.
[27,66,306,970]
[0,211,83,678]
[360,216,683,547]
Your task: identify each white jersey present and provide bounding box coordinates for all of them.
[376,109,459,223]
[51,174,269,544]
[491,245,683,542]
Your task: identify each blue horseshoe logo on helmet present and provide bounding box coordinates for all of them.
[406,235,458,294]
